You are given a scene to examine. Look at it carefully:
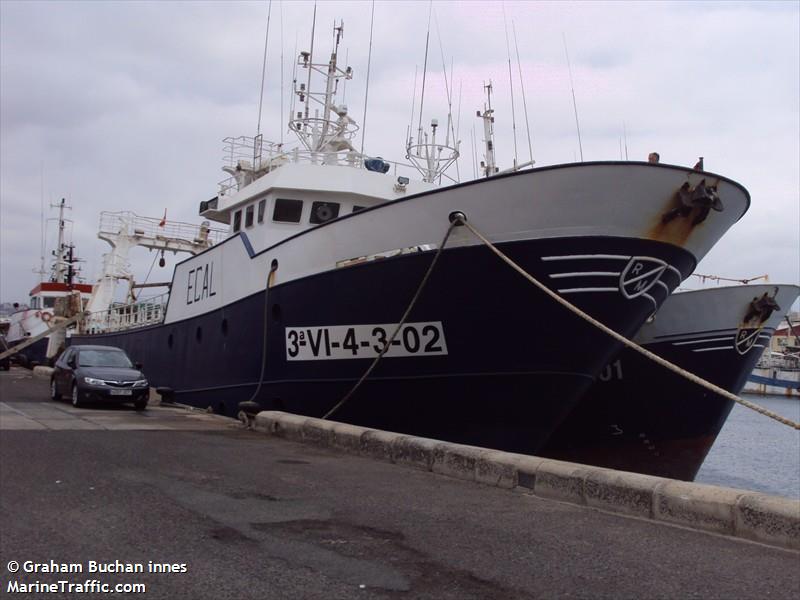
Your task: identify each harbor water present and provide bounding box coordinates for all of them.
[696,393,800,499]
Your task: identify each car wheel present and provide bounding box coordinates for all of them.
[50,378,61,401]
[71,383,82,408]
[134,399,147,412]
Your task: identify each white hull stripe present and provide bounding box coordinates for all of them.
[548,271,621,279]
[541,254,632,261]
[673,336,733,346]
[557,287,619,294]
[692,346,735,352]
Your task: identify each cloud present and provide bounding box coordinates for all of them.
[1,0,798,309]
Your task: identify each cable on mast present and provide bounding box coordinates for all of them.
[502,3,519,168]
[256,1,273,136]
[417,1,433,135]
[360,0,375,156]
[279,0,284,145]
[512,20,534,165]
[562,32,583,162]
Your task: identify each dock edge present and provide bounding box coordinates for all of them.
[254,411,800,551]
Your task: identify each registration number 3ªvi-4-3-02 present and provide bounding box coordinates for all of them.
[285,322,448,361]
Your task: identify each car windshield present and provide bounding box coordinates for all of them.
[78,349,133,368]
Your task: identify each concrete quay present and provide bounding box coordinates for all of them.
[253,411,800,552]
[2,368,799,599]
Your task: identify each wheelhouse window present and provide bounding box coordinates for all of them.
[245,205,254,228]
[43,297,56,308]
[273,198,303,223]
[310,201,340,224]
[232,210,242,232]
[257,199,266,223]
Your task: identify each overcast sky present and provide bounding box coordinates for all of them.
[1,0,798,309]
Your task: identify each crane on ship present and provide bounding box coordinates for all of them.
[81,212,227,331]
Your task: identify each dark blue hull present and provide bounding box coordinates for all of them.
[8,337,49,367]
[540,335,764,481]
[71,236,694,456]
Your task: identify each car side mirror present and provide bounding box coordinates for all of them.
[135,362,143,370]
[68,358,77,368]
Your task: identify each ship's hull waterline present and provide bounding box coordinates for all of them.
[71,163,751,456]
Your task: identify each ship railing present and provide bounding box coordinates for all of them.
[98,211,228,246]
[83,293,168,334]
[218,135,435,196]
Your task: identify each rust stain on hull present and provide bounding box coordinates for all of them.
[646,175,723,246]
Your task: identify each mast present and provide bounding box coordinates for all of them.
[478,81,497,177]
[51,198,70,284]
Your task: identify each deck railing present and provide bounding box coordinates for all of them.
[83,293,168,334]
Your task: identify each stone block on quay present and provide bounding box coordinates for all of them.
[360,429,401,462]
[584,469,659,518]
[735,493,800,550]
[301,418,335,446]
[533,459,589,504]
[431,443,482,482]
[475,451,520,489]
[392,436,437,471]
[654,480,742,535]
[330,421,370,454]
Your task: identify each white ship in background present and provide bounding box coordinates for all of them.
[5,199,93,366]
[67,19,751,457]
[745,313,800,396]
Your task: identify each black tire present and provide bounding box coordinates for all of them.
[134,399,147,412]
[71,383,82,408]
[50,378,61,401]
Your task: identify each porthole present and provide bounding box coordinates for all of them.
[167,333,174,349]
[196,327,203,342]
[271,303,281,321]
[221,318,229,336]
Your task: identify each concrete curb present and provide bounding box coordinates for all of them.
[254,411,800,551]
[32,366,54,379]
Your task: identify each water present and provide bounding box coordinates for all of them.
[695,394,800,499]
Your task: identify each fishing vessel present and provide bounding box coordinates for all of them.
[541,284,800,480]
[6,199,93,366]
[70,20,751,455]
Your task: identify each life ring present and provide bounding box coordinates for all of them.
[41,312,52,323]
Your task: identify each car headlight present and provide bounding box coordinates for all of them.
[84,377,106,385]
[133,379,149,387]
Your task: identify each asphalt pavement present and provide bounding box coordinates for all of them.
[1,367,798,599]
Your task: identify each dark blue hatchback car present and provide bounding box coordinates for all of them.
[51,345,149,410]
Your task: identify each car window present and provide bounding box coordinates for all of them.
[60,348,74,364]
[77,349,133,368]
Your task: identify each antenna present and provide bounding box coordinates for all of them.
[455,77,463,182]
[512,20,534,165]
[417,2,433,137]
[623,121,629,160]
[279,0,284,145]
[502,4,519,169]
[562,33,583,162]
[360,0,375,156]
[407,65,418,147]
[256,0,273,136]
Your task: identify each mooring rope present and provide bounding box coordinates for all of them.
[457,217,800,430]
[323,218,461,420]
